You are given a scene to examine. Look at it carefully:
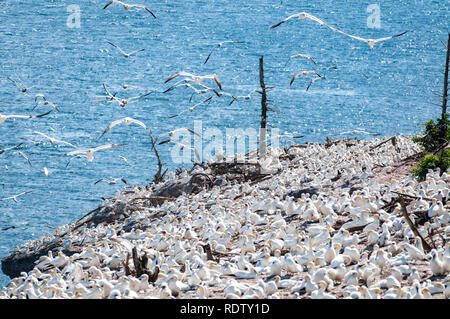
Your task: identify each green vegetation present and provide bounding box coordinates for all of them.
[411,151,450,181]
[411,115,449,153]
[411,113,449,181]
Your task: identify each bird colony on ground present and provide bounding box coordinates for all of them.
[1,135,449,299]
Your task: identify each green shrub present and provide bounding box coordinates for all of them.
[411,150,450,181]
[412,114,450,153]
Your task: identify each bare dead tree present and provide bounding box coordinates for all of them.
[259,56,268,157]
[149,130,166,184]
[438,33,450,162]
[442,33,449,120]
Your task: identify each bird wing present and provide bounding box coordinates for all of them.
[128,91,152,101]
[127,48,145,56]
[103,84,121,102]
[212,75,222,90]
[33,131,75,147]
[372,31,408,43]
[290,73,301,86]
[44,101,60,112]
[93,143,127,152]
[203,48,215,65]
[302,12,408,47]
[126,118,149,131]
[15,151,32,166]
[6,114,30,119]
[65,149,88,156]
[103,1,115,9]
[158,128,200,140]
[306,79,314,91]
[269,13,301,29]
[306,76,323,91]
[7,77,23,89]
[34,93,46,102]
[107,41,128,56]
[165,72,194,83]
[170,140,201,162]
[99,118,127,139]
[0,191,32,202]
[0,143,23,154]
[298,54,316,64]
[31,110,52,118]
[94,178,108,185]
[131,5,156,18]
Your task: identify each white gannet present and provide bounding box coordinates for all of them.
[7,77,35,93]
[99,117,152,139]
[429,249,446,276]
[290,70,321,86]
[287,53,317,65]
[103,1,156,18]
[103,84,152,107]
[11,151,32,166]
[94,177,127,185]
[156,128,200,142]
[0,110,52,124]
[64,143,127,162]
[306,75,325,91]
[0,190,33,203]
[106,41,145,58]
[269,12,408,49]
[165,71,222,90]
[329,130,381,136]
[30,130,76,148]
[203,40,245,65]
[158,139,201,162]
[0,142,23,155]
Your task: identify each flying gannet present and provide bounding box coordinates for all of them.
[65,143,127,162]
[103,1,156,18]
[165,72,222,90]
[270,12,408,48]
[106,41,145,58]
[203,41,245,65]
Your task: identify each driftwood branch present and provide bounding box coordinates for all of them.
[398,196,432,253]
[391,191,433,201]
[370,136,397,151]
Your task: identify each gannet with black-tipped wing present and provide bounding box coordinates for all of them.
[11,151,32,166]
[94,177,127,185]
[98,117,151,139]
[290,70,321,86]
[106,41,145,58]
[156,128,200,141]
[270,12,408,48]
[203,41,245,65]
[103,1,156,18]
[158,139,201,162]
[165,72,222,90]
[7,77,35,94]
[306,76,326,91]
[65,144,127,162]
[0,143,23,155]
[0,110,52,124]
[0,191,33,202]
[30,130,76,148]
[287,53,317,65]
[103,84,152,107]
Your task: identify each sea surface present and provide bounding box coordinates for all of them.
[0,0,448,287]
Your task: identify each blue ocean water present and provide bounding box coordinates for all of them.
[0,0,448,287]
